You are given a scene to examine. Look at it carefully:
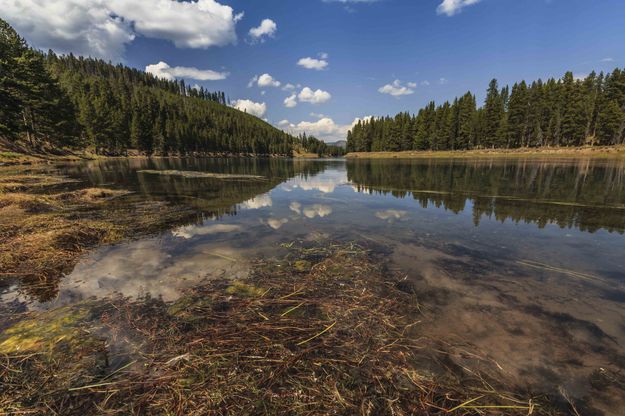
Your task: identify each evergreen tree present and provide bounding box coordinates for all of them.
[482,79,504,148]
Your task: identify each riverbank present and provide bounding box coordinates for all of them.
[346,145,625,159]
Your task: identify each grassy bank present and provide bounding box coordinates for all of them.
[0,169,198,301]
[346,145,625,159]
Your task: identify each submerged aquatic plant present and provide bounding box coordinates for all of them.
[0,242,557,415]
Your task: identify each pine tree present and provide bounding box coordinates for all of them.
[482,79,504,148]
[596,100,625,145]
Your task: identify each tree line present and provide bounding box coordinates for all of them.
[296,133,346,157]
[347,70,625,152]
[1,19,294,156]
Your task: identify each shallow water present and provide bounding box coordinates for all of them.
[3,156,625,414]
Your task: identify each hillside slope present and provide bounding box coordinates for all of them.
[0,18,293,157]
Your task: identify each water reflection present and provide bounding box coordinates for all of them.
[3,156,625,413]
[347,158,625,233]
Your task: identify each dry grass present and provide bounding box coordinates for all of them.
[0,171,195,302]
[346,146,625,159]
[0,242,561,415]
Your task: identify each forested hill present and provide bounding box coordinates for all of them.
[0,19,293,156]
[347,70,625,153]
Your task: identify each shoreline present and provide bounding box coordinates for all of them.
[346,145,625,159]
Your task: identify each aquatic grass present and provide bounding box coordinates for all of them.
[0,171,197,302]
[0,242,562,415]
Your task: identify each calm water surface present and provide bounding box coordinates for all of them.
[3,157,625,414]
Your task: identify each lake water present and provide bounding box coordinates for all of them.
[3,157,625,414]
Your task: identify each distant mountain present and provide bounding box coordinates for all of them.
[326,140,347,148]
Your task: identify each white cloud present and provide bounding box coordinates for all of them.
[279,116,372,142]
[289,201,302,215]
[421,80,431,86]
[172,224,241,239]
[249,18,277,41]
[146,61,228,81]
[437,0,482,16]
[378,80,415,97]
[407,82,417,88]
[232,99,267,118]
[247,75,259,88]
[297,57,329,71]
[257,73,281,88]
[241,194,272,209]
[284,94,298,108]
[375,209,407,221]
[303,204,333,219]
[439,77,449,85]
[298,87,332,104]
[601,57,615,63]
[2,0,241,60]
[267,218,288,229]
[282,83,297,91]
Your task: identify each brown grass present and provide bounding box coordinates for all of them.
[0,171,195,302]
[0,242,561,415]
[346,145,625,159]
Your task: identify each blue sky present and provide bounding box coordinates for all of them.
[3,0,625,141]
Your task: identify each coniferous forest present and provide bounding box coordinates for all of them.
[347,71,625,152]
[0,19,296,156]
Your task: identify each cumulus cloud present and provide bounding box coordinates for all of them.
[284,94,298,108]
[278,116,372,142]
[249,18,277,41]
[378,79,415,97]
[298,87,332,104]
[289,201,302,215]
[2,0,242,60]
[303,204,333,219]
[297,57,329,71]
[257,73,281,88]
[146,61,228,81]
[232,99,267,118]
[282,83,297,91]
[267,218,288,230]
[375,209,407,222]
[437,0,482,16]
[241,194,272,209]
[283,175,345,193]
[172,224,242,239]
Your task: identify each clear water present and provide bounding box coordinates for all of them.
[3,157,625,413]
